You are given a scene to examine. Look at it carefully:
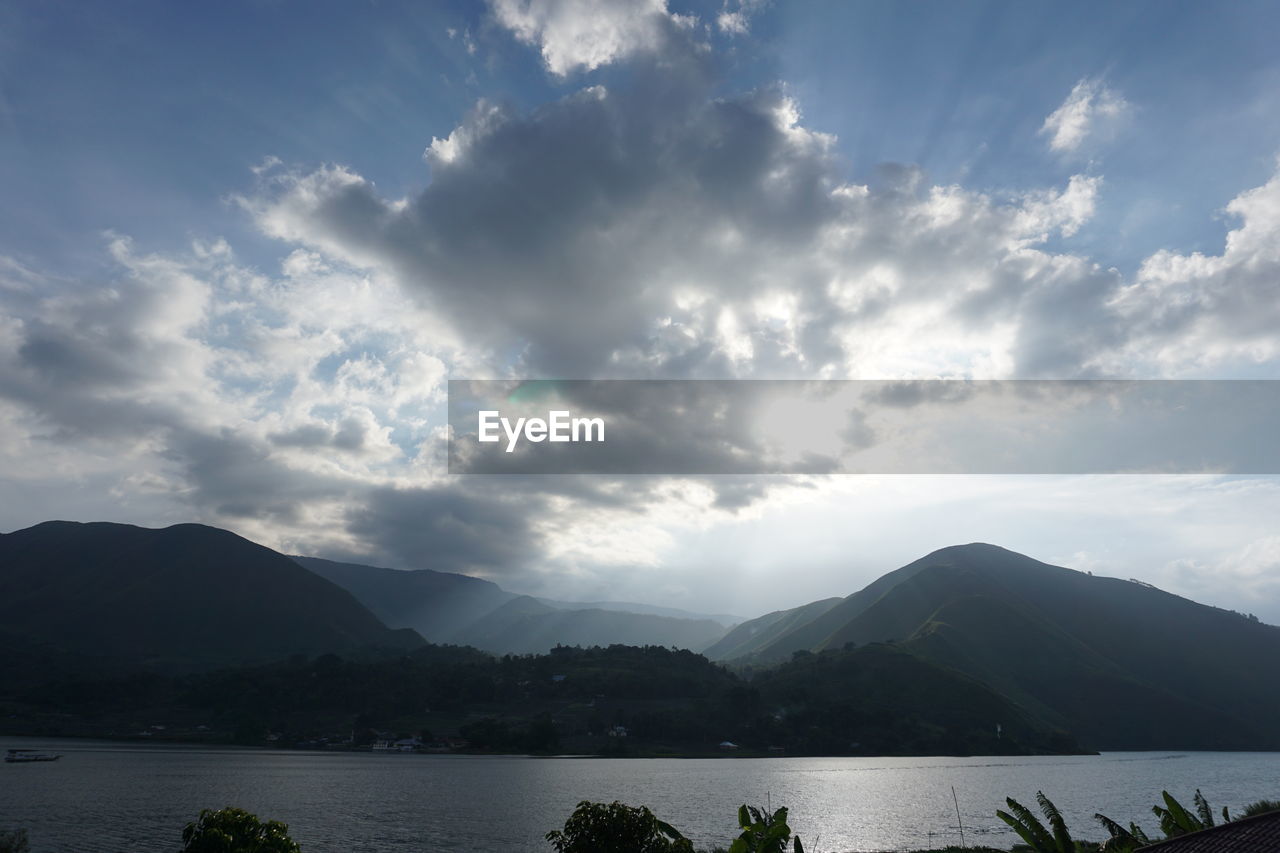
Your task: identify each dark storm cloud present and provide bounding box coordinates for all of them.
[251,59,855,378]
[345,482,547,575]
[17,321,149,389]
[162,428,348,523]
[248,69,1143,386]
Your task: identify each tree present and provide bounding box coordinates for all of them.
[996,791,1074,853]
[524,713,560,752]
[181,807,301,853]
[546,801,693,853]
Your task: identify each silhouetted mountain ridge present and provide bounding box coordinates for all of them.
[6,522,1276,750]
[0,521,422,671]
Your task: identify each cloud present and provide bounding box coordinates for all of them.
[1106,161,1280,373]
[489,0,688,75]
[344,482,548,575]
[1167,534,1280,609]
[247,71,1129,382]
[715,0,767,36]
[1040,77,1129,154]
[4,15,1280,615]
[0,236,221,444]
[0,230,791,577]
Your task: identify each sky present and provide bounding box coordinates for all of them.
[2,0,1280,623]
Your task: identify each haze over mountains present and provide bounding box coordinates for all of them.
[2,520,1278,751]
[293,555,732,654]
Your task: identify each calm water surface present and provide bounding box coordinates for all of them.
[2,738,1278,852]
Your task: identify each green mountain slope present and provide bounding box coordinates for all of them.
[747,643,1081,755]
[722,543,1280,749]
[703,597,842,660]
[719,552,951,660]
[0,521,422,671]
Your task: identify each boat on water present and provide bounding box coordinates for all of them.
[5,748,62,763]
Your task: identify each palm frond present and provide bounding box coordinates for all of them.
[1095,813,1135,841]
[998,797,1056,852]
[1194,789,1215,828]
[1037,791,1074,851]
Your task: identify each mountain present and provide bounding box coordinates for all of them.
[7,520,1275,751]
[292,555,516,643]
[711,543,1280,750]
[452,595,729,655]
[703,597,842,660]
[291,556,734,655]
[0,521,422,671]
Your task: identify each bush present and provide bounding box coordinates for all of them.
[181,807,301,853]
[1242,799,1280,817]
[546,801,694,853]
[728,805,804,853]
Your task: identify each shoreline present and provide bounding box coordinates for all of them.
[11,733,1276,759]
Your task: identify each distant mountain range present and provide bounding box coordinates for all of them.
[3,521,1278,751]
[292,555,732,654]
[450,595,728,655]
[0,521,734,670]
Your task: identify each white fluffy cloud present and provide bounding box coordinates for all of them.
[489,0,686,75]
[1106,161,1280,373]
[247,74,1128,382]
[1040,77,1130,154]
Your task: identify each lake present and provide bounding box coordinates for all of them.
[2,738,1278,852]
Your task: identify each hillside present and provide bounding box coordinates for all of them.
[746,643,1080,755]
[0,521,422,671]
[292,555,515,643]
[713,544,1280,750]
[4,640,1084,757]
[703,597,843,660]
